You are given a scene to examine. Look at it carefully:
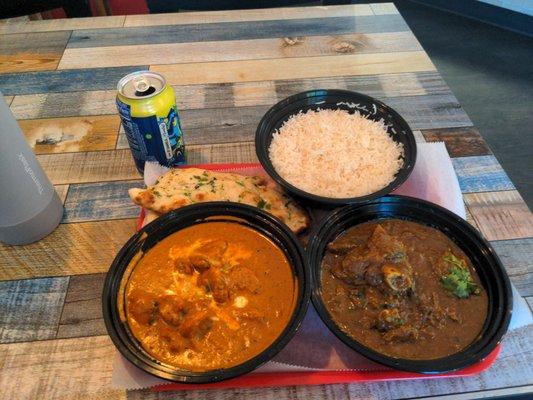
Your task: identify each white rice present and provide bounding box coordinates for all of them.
[268,109,404,198]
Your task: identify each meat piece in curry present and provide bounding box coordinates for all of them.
[321,219,488,360]
[124,221,297,371]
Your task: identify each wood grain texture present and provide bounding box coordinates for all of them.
[61,143,258,223]
[422,127,491,157]
[491,238,533,297]
[11,72,450,120]
[59,31,421,69]
[54,184,70,204]
[63,180,143,223]
[1,5,530,399]
[384,94,471,130]
[0,277,68,344]
[0,66,145,96]
[180,94,470,146]
[67,15,408,49]
[0,335,124,400]
[10,90,117,120]
[0,31,71,73]
[123,4,374,27]
[186,142,258,164]
[370,3,399,15]
[57,274,107,339]
[0,219,136,281]
[452,155,515,194]
[20,115,120,154]
[129,325,533,399]
[0,15,125,34]
[150,51,436,86]
[464,191,533,241]
[464,204,481,231]
[4,95,14,105]
[36,149,140,185]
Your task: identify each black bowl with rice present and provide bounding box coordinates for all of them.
[255,90,417,207]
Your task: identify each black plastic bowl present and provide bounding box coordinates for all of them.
[255,89,417,207]
[308,195,512,373]
[102,202,310,383]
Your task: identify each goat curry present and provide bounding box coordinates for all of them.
[321,219,488,360]
[124,221,297,371]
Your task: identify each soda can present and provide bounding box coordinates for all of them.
[116,71,186,174]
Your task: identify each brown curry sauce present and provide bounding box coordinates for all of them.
[321,219,488,360]
[124,221,297,371]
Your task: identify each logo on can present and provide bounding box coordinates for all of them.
[116,71,186,174]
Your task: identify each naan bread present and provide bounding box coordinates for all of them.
[129,168,310,233]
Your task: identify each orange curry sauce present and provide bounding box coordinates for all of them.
[124,221,297,371]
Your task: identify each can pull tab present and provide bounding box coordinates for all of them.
[133,77,156,96]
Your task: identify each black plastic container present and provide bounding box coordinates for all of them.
[255,89,417,207]
[308,195,512,373]
[102,202,310,383]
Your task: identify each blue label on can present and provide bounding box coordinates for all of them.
[116,99,186,172]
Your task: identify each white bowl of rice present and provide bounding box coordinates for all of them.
[255,90,416,205]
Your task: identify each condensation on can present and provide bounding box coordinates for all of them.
[116,71,186,174]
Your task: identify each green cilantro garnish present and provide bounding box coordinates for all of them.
[441,253,480,299]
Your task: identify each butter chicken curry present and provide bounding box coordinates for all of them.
[321,219,488,360]
[124,221,297,371]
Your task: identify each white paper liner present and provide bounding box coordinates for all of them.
[113,142,532,389]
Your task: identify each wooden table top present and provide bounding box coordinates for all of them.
[0,3,532,399]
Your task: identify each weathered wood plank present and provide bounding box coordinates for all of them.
[464,191,533,241]
[10,71,450,119]
[180,94,470,146]
[0,15,125,34]
[464,203,481,231]
[0,31,71,73]
[36,149,139,185]
[0,66,146,96]
[4,95,14,105]
[54,184,69,204]
[63,180,142,223]
[19,115,121,154]
[491,238,533,297]
[0,335,124,400]
[187,142,258,164]
[60,144,258,223]
[57,274,107,339]
[10,89,117,120]
[59,31,422,69]
[384,94,471,130]
[0,219,136,281]
[452,156,515,194]
[67,15,409,49]
[0,277,69,344]
[129,325,533,399]
[232,71,450,106]
[416,386,533,400]
[123,4,374,27]
[422,127,491,157]
[150,51,436,86]
[370,3,399,15]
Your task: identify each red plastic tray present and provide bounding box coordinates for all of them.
[136,163,500,391]
[153,347,499,391]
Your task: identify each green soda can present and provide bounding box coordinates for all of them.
[116,71,186,174]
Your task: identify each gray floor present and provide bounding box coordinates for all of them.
[391,0,533,209]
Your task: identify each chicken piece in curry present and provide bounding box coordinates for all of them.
[321,219,488,360]
[124,221,297,371]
